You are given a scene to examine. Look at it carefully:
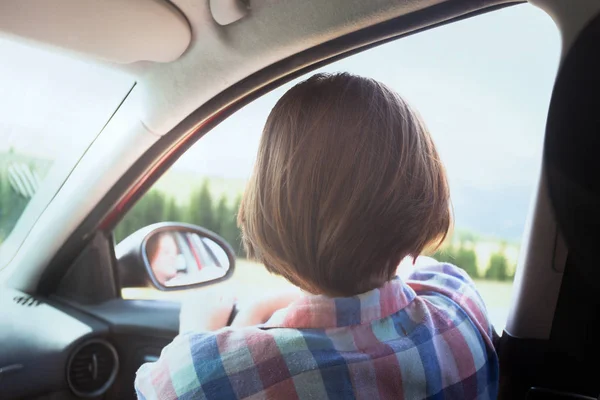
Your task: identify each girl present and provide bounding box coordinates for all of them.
[136,73,498,399]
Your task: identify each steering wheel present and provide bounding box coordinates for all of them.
[226,303,240,326]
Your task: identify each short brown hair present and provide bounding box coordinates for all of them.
[238,73,451,296]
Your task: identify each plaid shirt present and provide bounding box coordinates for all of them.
[135,263,498,399]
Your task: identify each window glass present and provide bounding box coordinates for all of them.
[117,4,560,332]
[0,36,134,268]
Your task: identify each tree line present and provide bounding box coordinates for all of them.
[113,180,245,257]
[114,178,515,281]
[0,152,515,282]
[0,168,516,282]
[432,241,514,281]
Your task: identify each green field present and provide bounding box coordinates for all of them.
[123,259,514,331]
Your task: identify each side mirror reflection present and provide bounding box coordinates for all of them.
[144,229,231,288]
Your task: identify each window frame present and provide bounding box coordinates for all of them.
[37,0,521,296]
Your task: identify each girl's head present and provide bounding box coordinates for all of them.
[239,73,451,296]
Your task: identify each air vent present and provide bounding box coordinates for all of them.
[67,339,118,398]
[13,296,41,307]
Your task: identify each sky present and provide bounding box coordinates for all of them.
[0,34,133,161]
[0,3,560,239]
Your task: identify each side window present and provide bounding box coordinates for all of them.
[115,4,559,331]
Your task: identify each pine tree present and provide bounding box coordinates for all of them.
[165,197,182,222]
[486,250,509,281]
[455,242,479,278]
[214,195,229,235]
[113,190,167,242]
[221,195,244,257]
[433,241,478,278]
[188,180,217,232]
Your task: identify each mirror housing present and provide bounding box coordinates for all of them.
[115,222,235,291]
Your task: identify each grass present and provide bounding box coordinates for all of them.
[122,259,514,331]
[472,279,514,332]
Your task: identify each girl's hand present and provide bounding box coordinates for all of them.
[231,286,303,328]
[179,289,236,333]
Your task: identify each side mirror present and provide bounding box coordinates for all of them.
[116,223,235,290]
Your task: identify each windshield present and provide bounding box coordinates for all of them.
[0,36,134,268]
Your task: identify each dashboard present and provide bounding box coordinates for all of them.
[0,287,178,399]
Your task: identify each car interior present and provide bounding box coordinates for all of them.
[1,0,600,399]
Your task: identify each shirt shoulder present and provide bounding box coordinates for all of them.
[406,262,494,343]
[135,326,309,400]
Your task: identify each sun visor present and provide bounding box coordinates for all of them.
[0,0,191,63]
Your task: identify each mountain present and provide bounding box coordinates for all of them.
[451,183,533,242]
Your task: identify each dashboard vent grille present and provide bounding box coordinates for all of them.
[67,340,118,397]
[13,296,41,307]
